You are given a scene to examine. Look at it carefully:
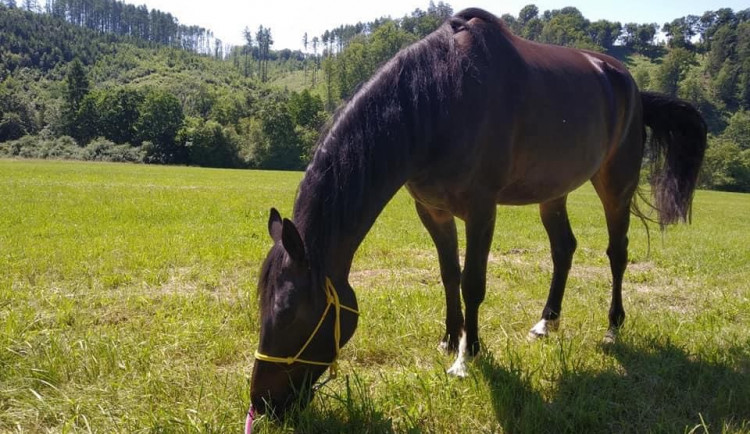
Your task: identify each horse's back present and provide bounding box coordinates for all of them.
[407,14,641,212]
[493,39,640,203]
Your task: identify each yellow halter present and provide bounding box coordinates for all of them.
[254,277,359,379]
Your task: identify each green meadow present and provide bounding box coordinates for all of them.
[1,159,749,433]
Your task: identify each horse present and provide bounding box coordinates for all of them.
[247,7,707,423]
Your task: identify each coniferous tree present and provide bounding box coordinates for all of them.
[62,58,90,140]
[243,26,253,78]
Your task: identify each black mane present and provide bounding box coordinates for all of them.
[290,18,476,276]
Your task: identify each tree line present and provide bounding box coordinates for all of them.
[2,0,221,55]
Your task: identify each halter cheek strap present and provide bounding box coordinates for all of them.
[254,277,359,379]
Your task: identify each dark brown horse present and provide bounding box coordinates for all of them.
[247,7,706,423]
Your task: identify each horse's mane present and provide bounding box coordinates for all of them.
[290,13,490,275]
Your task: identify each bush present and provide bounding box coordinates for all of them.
[0,135,83,159]
[700,137,750,192]
[82,137,145,163]
[41,136,85,159]
[179,118,242,168]
[0,135,144,163]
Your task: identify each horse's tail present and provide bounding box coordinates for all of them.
[641,91,707,226]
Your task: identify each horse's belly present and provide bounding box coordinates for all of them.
[494,133,609,204]
[406,180,475,219]
[494,173,591,205]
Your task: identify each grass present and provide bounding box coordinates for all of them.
[1,159,749,433]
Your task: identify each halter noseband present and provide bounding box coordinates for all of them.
[254,277,359,378]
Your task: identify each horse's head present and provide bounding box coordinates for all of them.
[249,208,358,420]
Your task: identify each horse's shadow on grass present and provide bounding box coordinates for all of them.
[478,338,750,433]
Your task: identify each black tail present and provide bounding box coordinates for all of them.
[641,91,707,226]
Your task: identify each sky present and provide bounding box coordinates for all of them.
[122,0,750,50]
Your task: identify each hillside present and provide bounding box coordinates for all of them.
[1,2,749,190]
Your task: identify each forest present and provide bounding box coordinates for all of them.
[1,0,749,191]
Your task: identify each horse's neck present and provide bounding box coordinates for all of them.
[292,50,444,281]
[295,143,412,282]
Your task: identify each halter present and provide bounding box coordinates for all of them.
[254,277,359,379]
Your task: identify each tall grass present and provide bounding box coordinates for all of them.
[1,159,748,432]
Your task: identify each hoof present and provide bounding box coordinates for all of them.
[527,318,560,341]
[445,331,470,378]
[603,328,618,345]
[447,358,469,378]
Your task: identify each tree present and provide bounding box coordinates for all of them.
[523,18,544,41]
[180,117,240,167]
[242,26,253,78]
[0,113,27,141]
[62,59,89,138]
[654,47,696,96]
[539,8,590,48]
[137,89,185,163]
[22,0,37,12]
[97,87,143,144]
[714,60,739,106]
[635,23,659,53]
[0,76,37,141]
[622,23,658,54]
[701,8,737,47]
[255,25,273,82]
[707,25,737,76]
[588,20,621,51]
[302,32,309,82]
[75,92,101,144]
[663,16,700,50]
[311,36,320,86]
[214,38,223,59]
[288,90,324,130]
[323,55,335,110]
[252,99,303,170]
[519,4,539,25]
[288,90,326,161]
[723,111,750,149]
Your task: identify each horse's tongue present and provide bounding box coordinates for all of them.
[245,406,255,434]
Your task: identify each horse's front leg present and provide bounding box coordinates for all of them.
[448,203,496,377]
[415,201,463,352]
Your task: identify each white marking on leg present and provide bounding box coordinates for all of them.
[446,331,469,378]
[603,327,618,344]
[527,318,561,340]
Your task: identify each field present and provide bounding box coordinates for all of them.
[1,159,749,433]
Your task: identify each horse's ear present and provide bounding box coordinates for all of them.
[281,218,306,264]
[268,208,282,242]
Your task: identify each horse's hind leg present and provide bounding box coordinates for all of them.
[593,181,633,343]
[415,201,463,352]
[529,196,577,339]
[592,160,639,343]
